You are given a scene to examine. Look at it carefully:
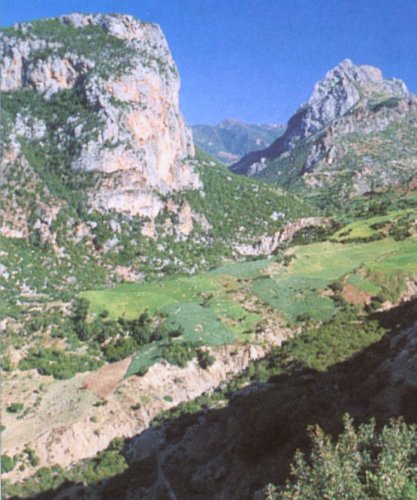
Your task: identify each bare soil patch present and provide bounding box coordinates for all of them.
[342,284,372,306]
[83,356,133,398]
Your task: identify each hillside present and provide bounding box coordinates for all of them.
[192,120,284,164]
[3,191,417,498]
[231,60,417,206]
[1,13,417,500]
[0,15,312,316]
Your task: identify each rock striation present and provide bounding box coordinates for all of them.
[0,13,199,217]
[231,59,417,195]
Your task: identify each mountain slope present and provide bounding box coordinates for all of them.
[1,13,198,219]
[192,119,284,164]
[3,16,417,500]
[0,15,314,314]
[231,60,417,202]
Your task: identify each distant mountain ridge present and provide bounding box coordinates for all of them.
[231,59,417,201]
[192,119,285,164]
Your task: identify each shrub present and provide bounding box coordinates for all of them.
[264,415,417,499]
[161,340,197,368]
[102,338,138,363]
[329,280,344,293]
[196,349,216,369]
[18,348,102,379]
[25,446,40,467]
[295,313,312,323]
[72,297,90,340]
[7,402,24,413]
[1,455,16,473]
[1,354,14,372]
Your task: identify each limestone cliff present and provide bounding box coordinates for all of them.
[0,13,199,217]
[231,59,417,196]
[0,13,313,303]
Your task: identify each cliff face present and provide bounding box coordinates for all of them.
[1,13,199,217]
[0,15,312,300]
[231,60,417,196]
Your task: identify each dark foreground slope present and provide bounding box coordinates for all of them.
[6,298,417,499]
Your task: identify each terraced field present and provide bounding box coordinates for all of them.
[82,214,417,377]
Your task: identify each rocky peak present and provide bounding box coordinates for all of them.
[219,118,243,128]
[231,60,416,194]
[0,13,199,217]
[305,59,409,135]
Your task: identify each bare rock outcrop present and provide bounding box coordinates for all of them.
[235,217,329,256]
[0,13,199,218]
[231,59,417,195]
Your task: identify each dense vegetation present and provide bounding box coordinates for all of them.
[184,150,312,244]
[12,297,218,380]
[265,416,417,499]
[2,438,128,498]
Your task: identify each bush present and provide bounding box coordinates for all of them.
[102,338,138,363]
[389,218,412,241]
[18,348,102,379]
[1,354,14,372]
[72,297,91,340]
[1,455,16,473]
[25,446,40,467]
[161,340,197,368]
[264,415,417,499]
[7,402,24,413]
[196,349,216,369]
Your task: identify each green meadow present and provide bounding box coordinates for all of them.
[333,207,417,242]
[82,225,416,376]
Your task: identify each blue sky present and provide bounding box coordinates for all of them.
[2,0,416,125]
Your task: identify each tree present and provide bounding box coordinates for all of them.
[72,297,90,340]
[264,415,417,499]
[197,348,216,369]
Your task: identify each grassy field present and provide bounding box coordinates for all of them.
[82,220,416,376]
[256,236,416,322]
[83,271,265,376]
[332,207,417,243]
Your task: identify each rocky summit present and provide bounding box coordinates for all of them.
[1,13,199,218]
[231,59,417,199]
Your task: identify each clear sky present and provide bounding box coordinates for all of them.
[2,0,416,125]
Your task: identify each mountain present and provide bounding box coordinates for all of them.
[2,16,417,500]
[1,12,198,219]
[192,119,285,164]
[0,13,313,308]
[231,60,417,202]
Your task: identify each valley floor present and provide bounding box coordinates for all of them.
[2,199,417,498]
